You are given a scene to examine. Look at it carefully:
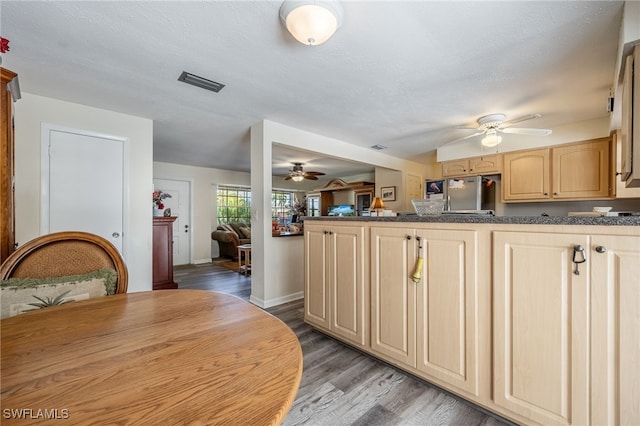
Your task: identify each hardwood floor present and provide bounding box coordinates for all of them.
[174,261,512,426]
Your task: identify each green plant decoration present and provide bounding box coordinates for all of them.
[25,290,72,311]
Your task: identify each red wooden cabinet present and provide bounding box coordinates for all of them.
[153,216,178,290]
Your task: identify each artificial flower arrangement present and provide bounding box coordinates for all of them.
[153,190,172,209]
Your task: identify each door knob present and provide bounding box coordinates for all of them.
[112,232,120,238]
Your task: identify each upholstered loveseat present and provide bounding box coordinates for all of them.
[211,222,251,260]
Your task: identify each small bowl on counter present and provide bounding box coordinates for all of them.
[593,206,613,216]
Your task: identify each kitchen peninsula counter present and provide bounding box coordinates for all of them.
[303,214,639,426]
[304,214,640,226]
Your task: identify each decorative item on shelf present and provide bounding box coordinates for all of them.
[272,220,281,236]
[153,190,172,217]
[369,196,385,216]
[163,208,172,217]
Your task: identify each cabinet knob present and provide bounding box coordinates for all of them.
[544,193,548,196]
[406,235,412,240]
[595,246,607,253]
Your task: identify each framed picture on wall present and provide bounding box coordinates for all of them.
[381,186,396,201]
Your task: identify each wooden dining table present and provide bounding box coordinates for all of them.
[0,290,303,425]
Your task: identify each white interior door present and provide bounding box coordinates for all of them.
[153,178,191,265]
[41,125,127,254]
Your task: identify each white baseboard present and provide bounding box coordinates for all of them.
[193,258,212,265]
[250,291,304,309]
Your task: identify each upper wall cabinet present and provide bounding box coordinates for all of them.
[620,45,640,187]
[502,138,613,202]
[442,155,501,178]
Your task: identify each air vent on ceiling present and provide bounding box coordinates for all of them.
[370,144,387,150]
[178,71,225,93]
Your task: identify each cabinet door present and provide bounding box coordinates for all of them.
[493,231,589,426]
[469,155,501,175]
[415,229,481,397]
[442,159,470,177]
[590,235,640,426]
[304,223,330,329]
[502,148,550,201]
[329,225,368,347]
[552,139,610,199]
[370,226,416,367]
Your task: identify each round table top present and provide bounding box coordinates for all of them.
[1,290,302,425]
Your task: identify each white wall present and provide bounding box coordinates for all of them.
[14,93,153,292]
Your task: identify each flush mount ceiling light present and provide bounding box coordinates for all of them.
[279,0,344,46]
[481,129,502,147]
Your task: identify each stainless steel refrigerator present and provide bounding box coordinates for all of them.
[444,176,496,212]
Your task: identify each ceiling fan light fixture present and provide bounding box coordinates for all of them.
[291,174,305,182]
[279,0,343,46]
[481,130,502,147]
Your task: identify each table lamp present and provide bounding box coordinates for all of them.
[370,196,385,216]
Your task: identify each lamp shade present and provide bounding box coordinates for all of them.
[291,174,304,182]
[370,196,385,211]
[279,0,343,46]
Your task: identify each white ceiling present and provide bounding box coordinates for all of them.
[0,1,625,179]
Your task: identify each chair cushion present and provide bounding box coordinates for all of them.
[0,268,117,319]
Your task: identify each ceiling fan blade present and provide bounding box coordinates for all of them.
[501,127,552,136]
[284,175,292,180]
[439,131,484,147]
[304,175,319,180]
[501,113,542,127]
[304,171,325,176]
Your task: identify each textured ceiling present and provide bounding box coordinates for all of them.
[0,1,625,178]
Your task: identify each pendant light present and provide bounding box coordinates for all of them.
[279,0,344,46]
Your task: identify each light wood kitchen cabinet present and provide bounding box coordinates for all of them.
[304,222,368,348]
[370,225,485,397]
[502,148,551,201]
[442,155,501,177]
[493,231,591,425]
[620,45,640,187]
[502,138,612,202]
[590,235,640,425]
[552,138,610,199]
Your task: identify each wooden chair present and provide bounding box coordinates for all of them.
[1,231,128,293]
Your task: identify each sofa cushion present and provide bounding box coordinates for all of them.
[238,226,251,239]
[219,224,238,237]
[0,268,117,319]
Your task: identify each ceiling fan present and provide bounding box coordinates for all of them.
[443,113,552,148]
[284,162,326,182]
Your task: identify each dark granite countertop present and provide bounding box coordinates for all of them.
[303,214,640,226]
